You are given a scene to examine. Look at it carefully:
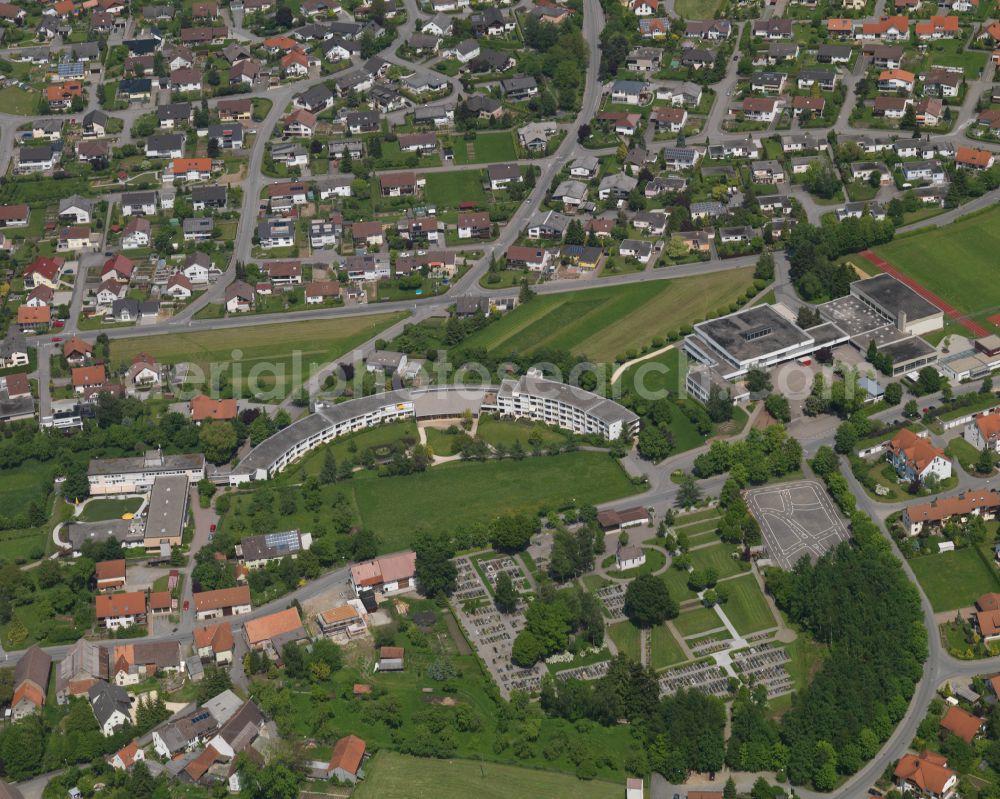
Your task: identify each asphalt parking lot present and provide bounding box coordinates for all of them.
[745,480,850,570]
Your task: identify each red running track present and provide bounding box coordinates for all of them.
[858,250,991,338]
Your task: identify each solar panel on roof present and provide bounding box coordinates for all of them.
[264,530,301,554]
[189,710,211,724]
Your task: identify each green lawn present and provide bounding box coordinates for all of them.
[674,508,722,525]
[111,314,406,398]
[674,0,723,15]
[457,271,755,364]
[355,752,623,799]
[289,421,419,478]
[946,436,992,475]
[350,451,640,552]
[475,417,567,449]
[613,350,711,451]
[450,131,518,165]
[720,574,776,635]
[675,518,721,537]
[0,87,38,115]
[650,624,687,669]
[424,426,461,455]
[908,547,1000,612]
[607,547,667,578]
[77,497,143,523]
[673,606,724,637]
[661,566,698,602]
[424,170,486,207]
[873,206,1000,331]
[607,619,641,660]
[0,460,53,519]
[688,543,744,579]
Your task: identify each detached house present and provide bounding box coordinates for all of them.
[886,428,951,483]
[96,591,147,630]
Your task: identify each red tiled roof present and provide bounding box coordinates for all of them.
[940,705,983,743]
[328,735,366,776]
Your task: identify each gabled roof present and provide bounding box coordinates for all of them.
[328,734,366,775]
[194,585,251,612]
[940,705,983,743]
[894,751,955,794]
[96,591,146,618]
[243,607,303,646]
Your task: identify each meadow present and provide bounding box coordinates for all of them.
[907,547,1000,612]
[111,313,406,397]
[456,270,756,364]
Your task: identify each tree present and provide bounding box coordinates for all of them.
[916,366,942,395]
[903,399,920,419]
[833,421,857,454]
[519,279,536,303]
[746,368,772,395]
[495,571,518,613]
[637,425,673,462]
[275,3,294,27]
[705,384,734,423]
[977,447,994,475]
[676,474,702,508]
[764,393,791,423]
[884,382,902,405]
[624,574,678,627]
[414,533,457,596]
[981,375,993,394]
[62,462,90,503]
[901,102,918,132]
[319,449,337,484]
[811,445,839,478]
[490,514,536,553]
[200,421,238,464]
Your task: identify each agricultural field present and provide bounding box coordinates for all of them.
[456,270,756,364]
[908,547,1000,612]
[355,752,623,799]
[111,314,406,398]
[872,207,1000,331]
[721,574,777,635]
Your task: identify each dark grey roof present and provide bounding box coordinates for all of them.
[157,102,192,121]
[852,273,941,323]
[694,305,812,364]
[88,680,131,726]
[235,390,410,476]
